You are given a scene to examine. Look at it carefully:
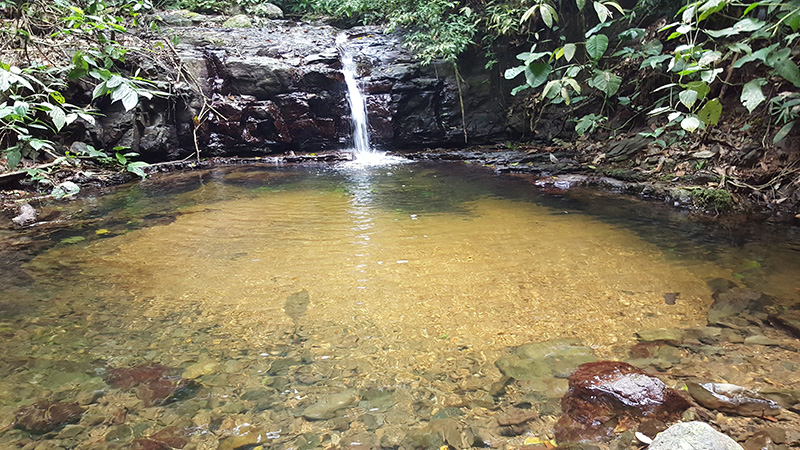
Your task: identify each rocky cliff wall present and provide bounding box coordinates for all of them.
[96,20,515,160]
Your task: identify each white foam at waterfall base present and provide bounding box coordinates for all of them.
[336,33,409,167]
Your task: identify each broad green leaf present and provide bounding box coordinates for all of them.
[773,58,800,87]
[700,68,723,83]
[740,78,767,112]
[698,98,722,126]
[679,89,699,109]
[586,34,609,60]
[564,78,581,94]
[773,121,794,144]
[790,12,800,32]
[591,70,622,96]
[542,80,561,99]
[698,0,726,21]
[49,106,67,131]
[521,5,538,23]
[564,43,576,62]
[504,65,526,80]
[727,42,751,53]
[510,85,531,96]
[78,112,96,126]
[6,149,22,168]
[706,17,765,37]
[576,0,585,9]
[594,1,611,22]
[681,116,701,132]
[641,54,671,69]
[698,50,722,67]
[686,81,711,100]
[525,63,552,88]
[541,4,555,28]
[92,81,108,99]
[106,75,125,88]
[111,82,139,111]
[733,44,778,68]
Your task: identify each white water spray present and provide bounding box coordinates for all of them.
[336,33,371,156]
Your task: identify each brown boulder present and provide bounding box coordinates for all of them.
[555,361,690,444]
[14,401,85,433]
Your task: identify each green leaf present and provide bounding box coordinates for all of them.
[586,34,609,60]
[679,89,699,109]
[740,78,767,113]
[111,83,139,111]
[49,106,67,131]
[705,17,765,38]
[563,43,576,62]
[733,44,777,68]
[773,121,794,144]
[700,68,723,83]
[593,1,611,22]
[640,54,671,69]
[576,0,585,9]
[585,21,611,37]
[698,98,722,126]
[510,85,531,96]
[686,81,711,100]
[698,0,726,22]
[540,4,555,28]
[591,70,622,96]
[742,2,760,17]
[504,65,526,80]
[773,58,800,87]
[50,91,66,105]
[525,63,552,88]
[681,116,701,132]
[6,149,22,168]
[92,81,108,99]
[542,80,561,99]
[126,161,149,179]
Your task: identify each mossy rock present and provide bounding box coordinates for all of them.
[222,14,252,28]
[690,188,734,212]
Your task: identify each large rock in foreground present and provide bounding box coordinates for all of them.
[555,361,691,444]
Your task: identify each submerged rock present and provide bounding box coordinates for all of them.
[495,338,596,381]
[14,401,85,433]
[707,288,773,326]
[648,421,743,450]
[106,363,197,407]
[687,382,781,417]
[555,361,690,444]
[11,203,37,226]
[302,390,359,420]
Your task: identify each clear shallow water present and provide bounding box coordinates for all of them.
[1,162,799,448]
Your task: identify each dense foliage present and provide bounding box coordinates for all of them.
[282,0,799,146]
[1,0,167,189]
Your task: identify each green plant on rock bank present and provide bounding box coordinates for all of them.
[500,0,800,145]
[1,0,169,182]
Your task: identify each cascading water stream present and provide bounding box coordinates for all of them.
[336,33,372,156]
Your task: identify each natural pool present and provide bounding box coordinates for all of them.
[1,161,799,449]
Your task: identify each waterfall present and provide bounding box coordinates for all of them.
[336,33,372,156]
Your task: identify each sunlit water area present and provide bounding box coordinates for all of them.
[1,161,799,449]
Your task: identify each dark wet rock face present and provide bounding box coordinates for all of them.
[106,364,197,407]
[90,23,513,159]
[14,401,85,433]
[555,361,690,444]
[687,382,782,417]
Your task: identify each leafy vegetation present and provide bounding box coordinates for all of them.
[1,0,167,190]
